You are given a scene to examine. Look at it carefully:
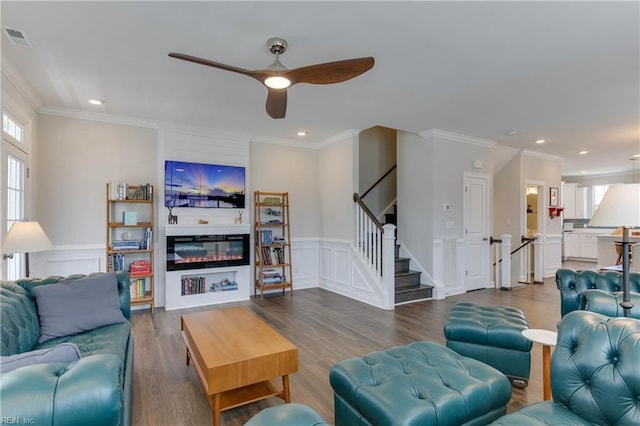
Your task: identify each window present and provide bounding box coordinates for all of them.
[5,154,25,279]
[593,184,611,212]
[3,112,24,143]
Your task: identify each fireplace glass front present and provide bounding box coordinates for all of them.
[166,234,250,271]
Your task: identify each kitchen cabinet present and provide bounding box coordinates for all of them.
[561,183,590,219]
[563,231,601,260]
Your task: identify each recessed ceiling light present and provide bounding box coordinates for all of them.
[535,139,545,144]
[579,151,589,155]
[506,130,518,136]
[297,131,307,137]
[581,171,587,174]
[89,99,104,105]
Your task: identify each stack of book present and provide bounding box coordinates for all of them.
[130,279,147,299]
[261,269,284,285]
[109,253,125,271]
[260,246,285,265]
[210,278,238,292]
[182,275,206,296]
[129,260,151,277]
[259,229,273,244]
[112,240,140,251]
[140,228,152,250]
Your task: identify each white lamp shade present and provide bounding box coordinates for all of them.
[2,221,53,253]
[589,184,640,228]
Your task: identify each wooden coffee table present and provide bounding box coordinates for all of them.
[181,306,298,426]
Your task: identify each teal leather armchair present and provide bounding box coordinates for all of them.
[0,272,133,426]
[555,268,640,317]
[490,311,640,425]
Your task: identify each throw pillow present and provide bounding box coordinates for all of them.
[32,272,126,343]
[0,342,81,374]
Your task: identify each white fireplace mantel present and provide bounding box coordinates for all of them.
[165,223,250,236]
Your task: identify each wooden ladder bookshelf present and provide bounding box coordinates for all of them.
[106,182,155,313]
[254,191,293,299]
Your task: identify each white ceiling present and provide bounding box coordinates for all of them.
[1,1,638,177]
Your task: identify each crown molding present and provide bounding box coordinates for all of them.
[419,129,496,148]
[39,105,162,129]
[316,129,360,149]
[522,149,564,162]
[38,105,255,142]
[2,60,43,111]
[250,134,308,147]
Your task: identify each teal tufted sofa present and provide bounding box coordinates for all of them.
[0,272,133,426]
[489,310,640,425]
[556,268,640,317]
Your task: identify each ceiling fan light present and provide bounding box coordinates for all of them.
[264,76,291,89]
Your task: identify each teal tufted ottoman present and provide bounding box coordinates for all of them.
[444,302,532,388]
[330,341,512,426]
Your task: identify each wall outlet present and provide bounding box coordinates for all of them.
[446,221,454,229]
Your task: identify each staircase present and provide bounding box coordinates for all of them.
[385,207,434,303]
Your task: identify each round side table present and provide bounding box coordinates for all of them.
[522,329,557,401]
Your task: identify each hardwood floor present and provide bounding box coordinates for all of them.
[131,270,578,425]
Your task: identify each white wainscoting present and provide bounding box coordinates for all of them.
[432,238,465,298]
[544,234,563,277]
[33,245,105,278]
[318,239,387,309]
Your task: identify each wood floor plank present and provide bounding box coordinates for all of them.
[132,270,572,425]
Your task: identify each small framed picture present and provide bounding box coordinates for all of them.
[550,187,559,207]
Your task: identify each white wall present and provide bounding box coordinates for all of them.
[358,126,397,218]
[250,141,319,239]
[397,131,434,275]
[35,115,158,246]
[317,133,356,240]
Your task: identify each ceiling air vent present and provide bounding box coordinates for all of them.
[3,27,32,48]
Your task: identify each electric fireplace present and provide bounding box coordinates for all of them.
[166,234,250,271]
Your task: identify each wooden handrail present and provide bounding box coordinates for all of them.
[360,164,397,200]
[353,193,384,230]
[492,236,536,266]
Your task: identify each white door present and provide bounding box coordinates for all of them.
[463,173,490,291]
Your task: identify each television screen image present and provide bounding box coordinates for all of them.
[165,161,245,208]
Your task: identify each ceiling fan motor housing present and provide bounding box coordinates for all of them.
[267,37,287,55]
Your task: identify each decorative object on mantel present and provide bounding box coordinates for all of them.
[167,207,178,224]
[198,219,209,224]
[589,183,640,317]
[234,212,243,224]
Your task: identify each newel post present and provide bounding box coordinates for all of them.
[382,224,396,310]
[534,233,543,283]
[501,234,512,289]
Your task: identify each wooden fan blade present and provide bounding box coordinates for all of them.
[168,52,263,81]
[285,57,374,85]
[266,89,287,119]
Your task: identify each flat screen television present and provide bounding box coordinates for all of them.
[165,160,245,208]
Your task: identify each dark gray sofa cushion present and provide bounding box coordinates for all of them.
[32,273,126,343]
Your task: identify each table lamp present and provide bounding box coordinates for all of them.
[2,220,53,277]
[589,183,640,317]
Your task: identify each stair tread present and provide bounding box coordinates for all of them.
[395,283,434,293]
[394,270,421,277]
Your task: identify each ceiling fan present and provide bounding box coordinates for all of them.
[169,37,374,119]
